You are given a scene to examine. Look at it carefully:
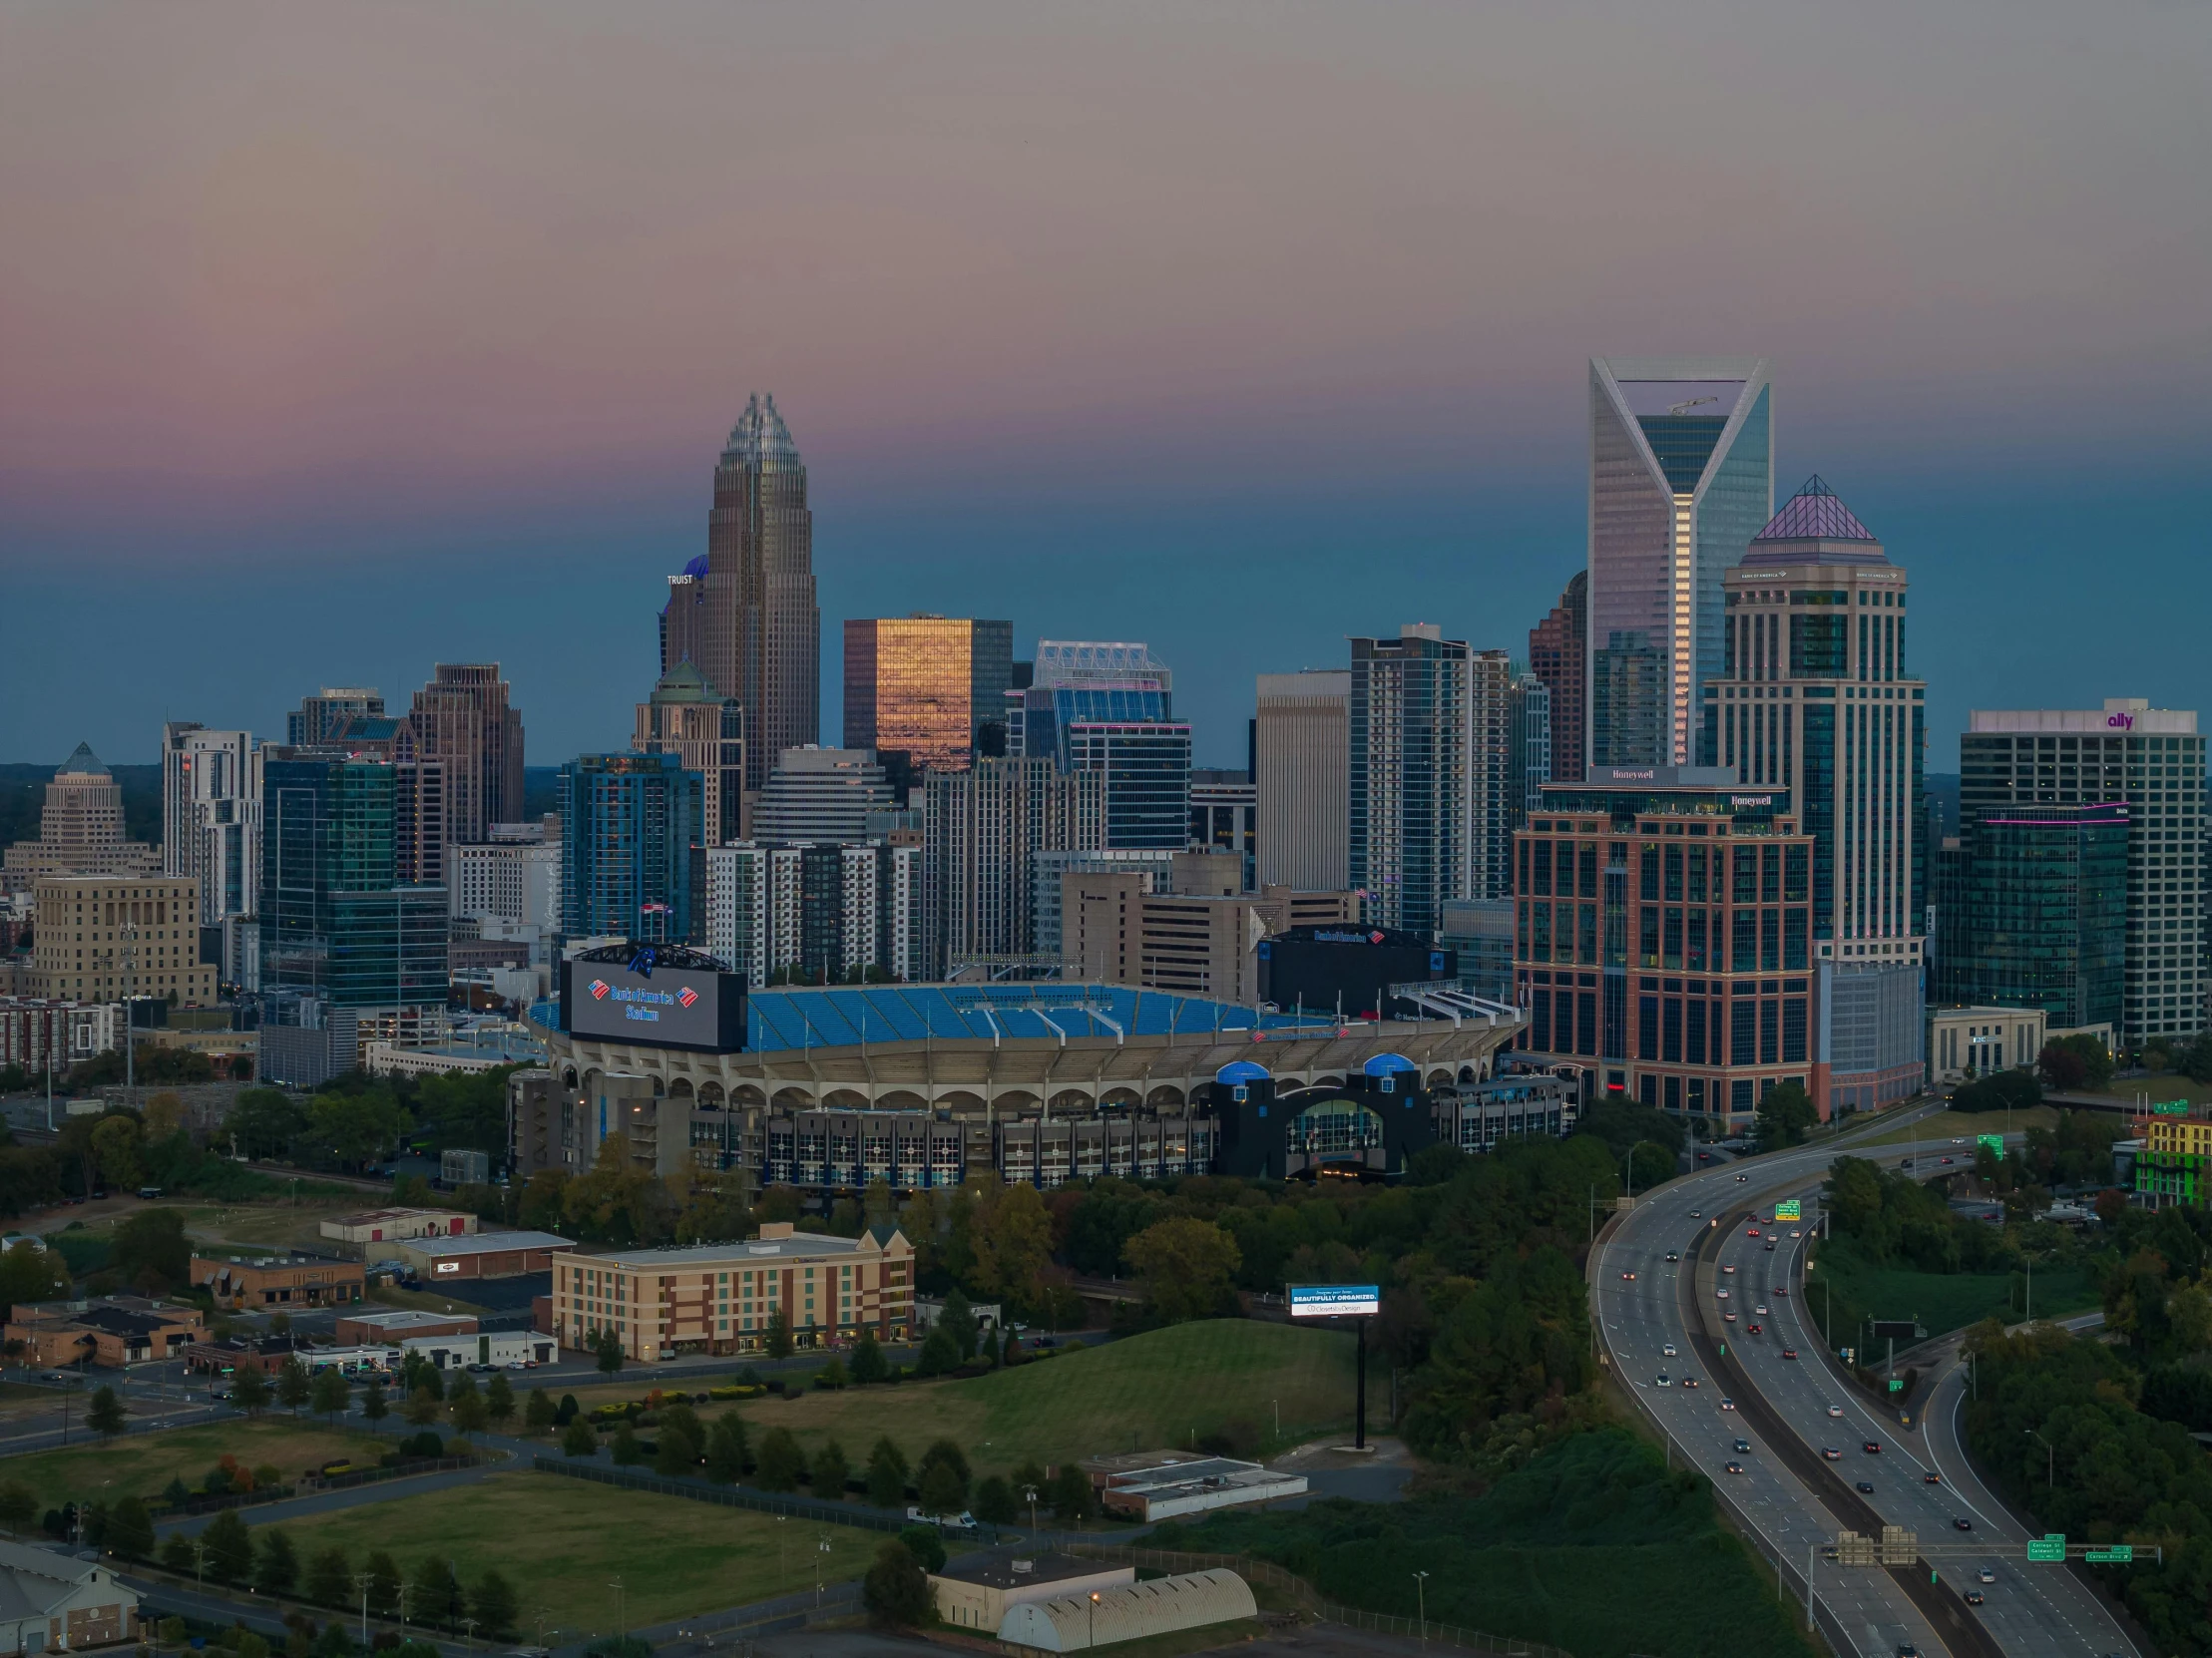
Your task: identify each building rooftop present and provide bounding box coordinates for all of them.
[340,1308,478,1331]
[56,743,108,778]
[936,1553,1119,1591]
[1750,475,1880,547]
[400,1229,573,1258]
[595,1225,901,1270]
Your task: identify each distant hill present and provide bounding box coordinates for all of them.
[0,762,162,851]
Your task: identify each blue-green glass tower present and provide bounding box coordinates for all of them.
[558,752,703,944]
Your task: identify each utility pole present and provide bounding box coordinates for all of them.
[1412,1571,1429,1647]
[355,1571,372,1644]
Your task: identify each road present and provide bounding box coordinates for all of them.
[1596,1111,2138,1658]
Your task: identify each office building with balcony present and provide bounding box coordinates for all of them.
[1349,626,1471,938]
[557,752,702,945]
[701,840,917,987]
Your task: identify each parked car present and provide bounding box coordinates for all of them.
[906,1506,978,1530]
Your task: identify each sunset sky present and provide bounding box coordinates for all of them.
[4,0,2207,767]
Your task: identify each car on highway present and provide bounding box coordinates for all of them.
[1717,1288,1730,1298]
[1764,1241,1776,1251]
[1724,1312,1737,1323]
[1747,1323,1762,1335]
[1822,1448,1842,1460]
[1782,1348,1798,1360]
[1656,1375,1671,1387]
[1976,1567,1995,1584]
[1896,1645,1918,1658]
[1857,1480,1877,1493]
[1925,1471,1942,1484]
[1774,1286,1788,1295]
[1680,1378,1699,1389]
[1954,1517,1973,1530]
[1864,1441,1882,1453]
[1747,1226,1760,1236]
[1662,1343,1677,1357]
[1720,1397,1736,1411]
[1665,1251,1680,1262]
[1755,1305,1769,1315]
[1689,1210,1702,1218]
[1942,1157,1955,1165]
[1735,1174,1748,1183]
[1964,1590,1985,1606]
[1828,1405,1843,1418]
[1789,1229,1801,1238]
[1724,1461,1745,1474]
[1621,1271,1637,1280]
[1722,1264,1736,1274]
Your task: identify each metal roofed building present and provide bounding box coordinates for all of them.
[931,1556,1134,1635]
[392,1229,576,1281]
[995,1568,1256,1651]
[0,1537,138,1652]
[1077,1450,1309,1520]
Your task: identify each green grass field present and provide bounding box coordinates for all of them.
[563,1320,1361,1478]
[279,1470,884,1638]
[1803,1237,2099,1350]
[1857,1106,2059,1146]
[0,1418,381,1513]
[2079,1072,2212,1108]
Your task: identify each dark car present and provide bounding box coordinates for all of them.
[1925,1471,1942,1484]
[1783,1349,1799,1360]
[1955,1517,1973,1531]
[1864,1441,1882,1453]
[1964,1590,1985,1606]
[1733,1439,1751,1453]
[1857,1480,1877,1493]
[1747,1323,1763,1335]
[1665,1252,1681,1262]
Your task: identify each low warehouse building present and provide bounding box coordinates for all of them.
[1078,1451,1307,1520]
[930,1555,1133,1633]
[399,1330,558,1370]
[998,1569,1255,1651]
[320,1208,479,1250]
[332,1308,479,1346]
[191,1253,365,1310]
[0,1537,139,1651]
[395,1230,575,1281]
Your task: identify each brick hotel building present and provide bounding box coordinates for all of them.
[1513,767,1816,1129]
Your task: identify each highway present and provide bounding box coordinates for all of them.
[1595,1116,2138,1658]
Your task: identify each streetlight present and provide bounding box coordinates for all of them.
[1412,1571,1429,1646]
[1089,1591,1101,1650]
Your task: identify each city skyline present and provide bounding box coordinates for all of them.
[3,3,2209,769]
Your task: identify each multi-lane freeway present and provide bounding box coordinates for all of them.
[1596,1120,2140,1658]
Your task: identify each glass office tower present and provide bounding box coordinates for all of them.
[558,752,704,945]
[1937,802,2128,1031]
[1349,625,1472,937]
[1588,357,1771,770]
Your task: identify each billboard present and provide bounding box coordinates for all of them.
[1288,1284,1381,1319]
[561,959,746,1053]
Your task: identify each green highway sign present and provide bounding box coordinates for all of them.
[2085,1545,2134,1564]
[1887,1379,1904,1393]
[2153,1101,2191,1115]
[2027,1534,2066,1562]
[1776,1199,1802,1221]
[1978,1133,2006,1160]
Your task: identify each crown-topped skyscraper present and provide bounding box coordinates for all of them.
[680,395,820,793]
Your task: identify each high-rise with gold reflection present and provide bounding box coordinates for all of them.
[843,616,1015,773]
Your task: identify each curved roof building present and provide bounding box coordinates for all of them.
[996,1569,1256,1651]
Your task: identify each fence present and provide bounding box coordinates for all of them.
[1064,1544,1574,1658]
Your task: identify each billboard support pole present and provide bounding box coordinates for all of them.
[1355,1316,1368,1451]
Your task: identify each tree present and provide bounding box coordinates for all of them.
[409,1555,462,1628]
[1123,1217,1241,1323]
[0,1482,37,1537]
[404,1385,441,1429]
[971,1181,1054,1314]
[1050,1460,1095,1522]
[524,1387,556,1436]
[90,1116,145,1196]
[86,1385,126,1440]
[595,1327,626,1378]
[364,1552,404,1618]
[110,1206,191,1293]
[561,1417,598,1457]
[484,1371,515,1430]
[471,1569,518,1640]
[940,1290,979,1362]
[361,1383,389,1433]
[276,1356,312,1416]
[311,1367,351,1423]
[915,1327,960,1377]
[225,1088,308,1159]
[862,1541,933,1627]
[161,1531,195,1574]
[896,1525,946,1572]
[764,1306,793,1360]
[811,1438,850,1499]
[255,1528,299,1595]
[231,1365,272,1416]
[202,1507,254,1584]
[973,1474,1015,1525]
[915,1440,970,1516]
[697,1411,745,1481]
[850,1330,888,1385]
[305,1545,353,1607]
[1754,1081,1819,1151]
[610,1421,643,1465]
[655,1404,704,1476]
[0,1243,68,1314]
[104,1495,154,1558]
[753,1427,806,1491]
[864,1436,909,1508]
[447,1374,489,1438]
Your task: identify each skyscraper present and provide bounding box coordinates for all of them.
[2,744,158,880]
[161,722,261,926]
[1587,357,1771,769]
[843,616,1016,771]
[1706,477,1926,1114]
[1935,802,2127,1032]
[751,748,895,844]
[1959,700,2203,1049]
[702,840,918,987]
[1529,571,1586,785]
[1469,649,1517,902]
[919,757,1104,977]
[1349,625,1472,937]
[1508,671,1552,828]
[557,752,703,945]
[635,661,747,846]
[1010,640,1189,852]
[404,663,525,845]
[697,395,819,791]
[287,688,384,747]
[1255,670,1351,892]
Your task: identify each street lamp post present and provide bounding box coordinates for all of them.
[1089,1592,1101,1650]
[1412,1571,1429,1646]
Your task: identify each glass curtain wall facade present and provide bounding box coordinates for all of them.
[558,752,703,945]
[1512,778,1814,1129]
[1528,573,1586,785]
[1587,357,1772,771]
[1936,803,2127,1030]
[1349,627,1471,937]
[1959,702,2203,1047]
[842,617,1015,772]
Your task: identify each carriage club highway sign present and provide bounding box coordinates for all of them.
[1289,1284,1382,1318]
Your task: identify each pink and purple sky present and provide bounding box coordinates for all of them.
[4,0,2208,767]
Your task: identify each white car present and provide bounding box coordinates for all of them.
[1656,1374,1672,1387]
[1827,1405,1844,1419]
[1976,1567,1995,1584]
[1717,1289,1730,1300]
[1662,1343,1678,1358]
[1722,1264,1736,1275]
